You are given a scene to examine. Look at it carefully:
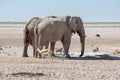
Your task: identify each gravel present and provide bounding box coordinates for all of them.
[0,55,120,80]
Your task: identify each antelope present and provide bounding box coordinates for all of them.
[36,48,51,58]
[55,48,63,53]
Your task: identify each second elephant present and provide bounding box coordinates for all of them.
[23,16,57,57]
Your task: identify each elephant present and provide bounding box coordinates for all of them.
[23,16,57,57]
[34,16,85,58]
[23,17,50,57]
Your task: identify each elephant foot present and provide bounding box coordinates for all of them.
[33,53,37,58]
[33,55,37,58]
[23,55,29,57]
[64,54,70,58]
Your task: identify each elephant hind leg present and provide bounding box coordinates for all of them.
[50,42,56,57]
[23,41,29,57]
[32,45,36,57]
[45,42,49,49]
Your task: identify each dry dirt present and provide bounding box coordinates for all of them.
[0,23,120,80]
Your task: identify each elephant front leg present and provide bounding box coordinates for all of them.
[50,42,56,57]
[61,37,71,58]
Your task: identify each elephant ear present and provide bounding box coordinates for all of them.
[65,16,71,27]
[68,16,77,32]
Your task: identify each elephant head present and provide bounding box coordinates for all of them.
[66,16,85,57]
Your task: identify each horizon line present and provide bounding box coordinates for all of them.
[0,21,120,24]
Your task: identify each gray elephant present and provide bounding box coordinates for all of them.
[34,16,85,58]
[23,16,57,57]
[23,17,49,57]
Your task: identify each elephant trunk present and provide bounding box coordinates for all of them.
[77,27,85,57]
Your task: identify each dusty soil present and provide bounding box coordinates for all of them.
[0,56,120,80]
[0,23,120,80]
